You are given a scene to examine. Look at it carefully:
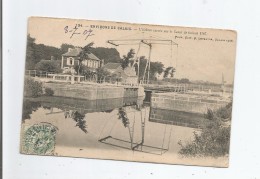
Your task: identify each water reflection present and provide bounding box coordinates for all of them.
[23,96,205,129]
[22,96,144,129]
[71,111,87,133]
[22,100,41,122]
[21,96,199,155]
[118,107,129,128]
[149,107,206,128]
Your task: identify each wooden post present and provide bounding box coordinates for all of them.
[71,75,75,84]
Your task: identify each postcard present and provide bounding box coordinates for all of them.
[20,17,236,167]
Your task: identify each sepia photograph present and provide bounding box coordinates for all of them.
[20,17,237,167]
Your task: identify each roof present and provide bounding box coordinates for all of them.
[86,53,100,61]
[103,63,137,77]
[124,67,137,77]
[62,48,100,61]
[62,48,82,57]
[102,63,122,70]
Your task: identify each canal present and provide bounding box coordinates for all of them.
[20,95,226,166]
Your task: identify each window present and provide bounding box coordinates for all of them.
[67,57,74,65]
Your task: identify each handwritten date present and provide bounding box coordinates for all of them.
[64,24,94,40]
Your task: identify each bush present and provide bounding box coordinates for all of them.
[178,122,231,157]
[178,102,232,158]
[35,60,62,73]
[215,102,232,120]
[204,108,214,120]
[204,102,232,121]
[24,78,43,97]
[45,88,54,96]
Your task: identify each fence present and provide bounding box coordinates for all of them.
[25,70,54,78]
[142,82,233,94]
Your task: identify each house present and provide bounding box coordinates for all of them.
[61,47,103,73]
[102,63,138,85]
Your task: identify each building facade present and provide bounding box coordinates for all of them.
[61,48,102,73]
[102,63,138,85]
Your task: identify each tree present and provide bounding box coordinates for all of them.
[96,68,111,82]
[72,111,87,133]
[60,43,75,54]
[163,66,176,78]
[34,44,61,61]
[118,107,129,127]
[78,42,94,74]
[90,47,121,64]
[25,34,63,70]
[134,56,165,80]
[35,60,62,73]
[149,61,164,80]
[74,65,95,80]
[25,35,36,69]
[121,49,135,69]
[163,78,191,84]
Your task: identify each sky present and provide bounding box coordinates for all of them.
[28,17,237,84]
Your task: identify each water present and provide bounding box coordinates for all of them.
[21,96,207,161]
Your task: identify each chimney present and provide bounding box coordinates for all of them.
[68,48,73,52]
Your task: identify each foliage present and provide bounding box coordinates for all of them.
[162,78,191,84]
[178,121,231,157]
[25,34,62,70]
[150,61,164,78]
[45,88,54,96]
[78,42,94,74]
[34,44,61,61]
[60,43,75,54]
[118,108,129,127]
[121,49,135,69]
[25,35,122,71]
[90,47,121,64]
[204,108,214,120]
[25,35,37,69]
[191,80,219,86]
[178,103,232,157]
[24,78,43,97]
[176,78,191,83]
[96,68,111,82]
[204,102,232,121]
[215,102,232,120]
[74,64,95,78]
[35,60,62,73]
[163,66,176,78]
[134,56,165,80]
[22,100,41,122]
[72,111,87,133]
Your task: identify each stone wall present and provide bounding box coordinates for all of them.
[43,83,144,100]
[151,93,230,114]
[44,83,124,100]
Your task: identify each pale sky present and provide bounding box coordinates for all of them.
[28,17,237,84]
